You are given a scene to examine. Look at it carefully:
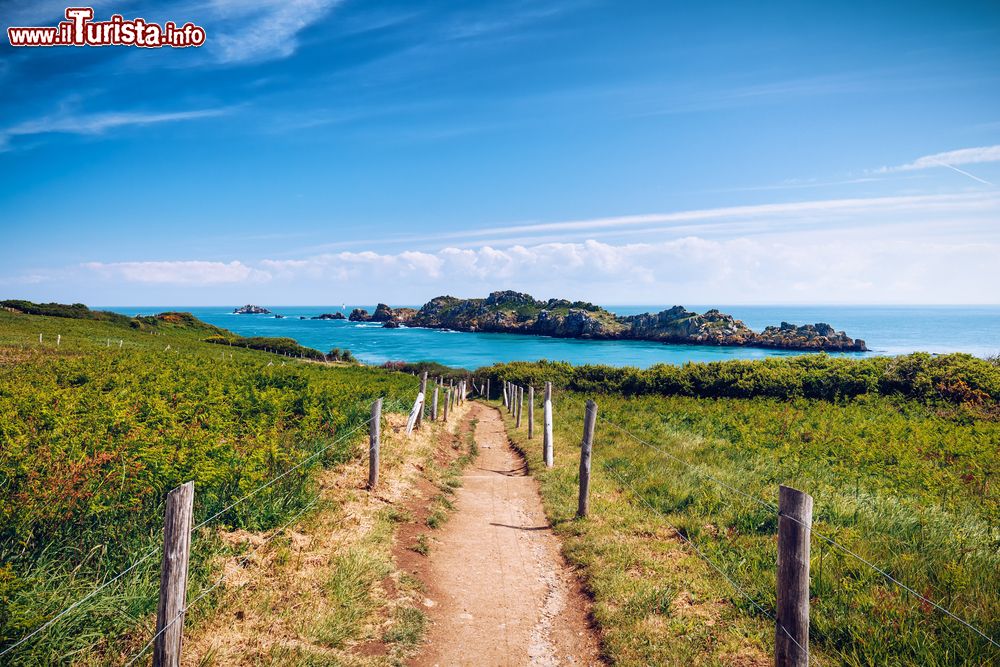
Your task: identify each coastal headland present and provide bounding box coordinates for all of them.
[347,290,868,352]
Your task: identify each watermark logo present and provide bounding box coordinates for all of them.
[7,7,206,48]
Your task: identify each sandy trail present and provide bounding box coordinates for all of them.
[411,403,602,667]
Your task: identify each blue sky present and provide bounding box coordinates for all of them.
[1,0,999,305]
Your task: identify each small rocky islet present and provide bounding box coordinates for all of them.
[345,291,867,352]
[233,304,271,315]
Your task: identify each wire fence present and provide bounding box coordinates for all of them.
[595,412,1000,656]
[0,396,388,663]
[123,497,320,666]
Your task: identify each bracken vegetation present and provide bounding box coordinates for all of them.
[0,307,417,664]
[481,352,1000,408]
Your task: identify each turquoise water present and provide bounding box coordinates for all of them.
[106,305,1000,370]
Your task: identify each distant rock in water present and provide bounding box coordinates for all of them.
[274,314,285,319]
[371,303,395,322]
[382,320,400,328]
[234,304,271,315]
[351,304,418,324]
[369,291,867,352]
[312,312,346,320]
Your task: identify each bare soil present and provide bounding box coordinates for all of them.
[408,402,603,667]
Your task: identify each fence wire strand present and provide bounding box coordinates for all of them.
[123,498,319,666]
[0,397,383,661]
[597,414,1000,652]
[0,548,161,659]
[601,463,815,663]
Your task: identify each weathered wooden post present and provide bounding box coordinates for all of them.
[515,386,523,428]
[368,399,382,490]
[443,389,450,421]
[38,333,42,344]
[775,485,813,667]
[543,382,553,467]
[528,385,535,439]
[405,391,424,436]
[432,386,439,421]
[153,481,194,667]
[56,334,61,346]
[504,382,510,411]
[576,401,597,518]
[486,378,491,400]
[416,372,428,427]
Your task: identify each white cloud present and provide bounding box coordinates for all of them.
[893,145,1000,171]
[0,108,228,151]
[83,260,270,285]
[210,0,342,64]
[252,232,1000,304]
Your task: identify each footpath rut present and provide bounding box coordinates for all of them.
[411,402,602,667]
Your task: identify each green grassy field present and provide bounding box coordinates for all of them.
[497,383,999,666]
[0,308,418,664]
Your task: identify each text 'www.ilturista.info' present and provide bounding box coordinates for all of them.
[7,7,206,48]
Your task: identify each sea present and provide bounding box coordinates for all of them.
[104,305,1000,370]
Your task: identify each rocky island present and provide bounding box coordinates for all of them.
[312,312,347,320]
[354,291,867,352]
[233,304,271,315]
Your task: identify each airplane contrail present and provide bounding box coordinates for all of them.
[929,157,995,186]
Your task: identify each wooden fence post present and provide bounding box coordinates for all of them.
[153,481,195,667]
[405,391,424,435]
[368,399,382,490]
[515,386,523,428]
[432,386,439,421]
[775,485,813,667]
[528,385,535,439]
[543,382,553,467]
[416,372,428,427]
[576,401,597,518]
[443,389,450,421]
[486,378,491,400]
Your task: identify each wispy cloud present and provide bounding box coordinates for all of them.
[244,233,1000,304]
[878,145,1000,185]
[278,191,1000,260]
[0,108,229,151]
[83,260,270,284]
[210,0,343,64]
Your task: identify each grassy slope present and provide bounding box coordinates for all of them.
[499,390,999,666]
[0,310,418,664]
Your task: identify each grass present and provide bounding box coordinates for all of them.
[497,389,999,666]
[0,308,418,664]
[383,606,427,645]
[411,534,431,556]
[313,549,392,648]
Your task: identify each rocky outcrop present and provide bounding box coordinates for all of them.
[371,303,395,322]
[394,291,868,352]
[755,322,866,352]
[234,304,271,315]
[382,320,400,329]
[312,312,346,320]
[351,305,417,324]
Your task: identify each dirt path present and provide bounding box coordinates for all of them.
[411,403,602,667]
